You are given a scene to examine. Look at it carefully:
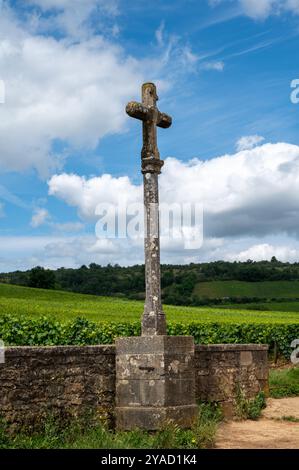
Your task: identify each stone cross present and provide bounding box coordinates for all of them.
[126,82,172,336]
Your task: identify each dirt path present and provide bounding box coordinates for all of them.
[216,398,299,449]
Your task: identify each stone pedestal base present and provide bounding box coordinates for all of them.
[115,336,197,430]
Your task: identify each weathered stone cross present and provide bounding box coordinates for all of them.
[126,82,172,336]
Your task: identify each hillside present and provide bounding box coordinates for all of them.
[3,259,299,308]
[193,280,299,299]
[0,282,299,324]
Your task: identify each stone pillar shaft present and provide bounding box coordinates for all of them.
[142,171,166,335]
[125,82,172,335]
[140,83,166,336]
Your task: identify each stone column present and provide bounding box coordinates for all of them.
[142,169,166,336]
[141,82,166,336]
[115,83,197,430]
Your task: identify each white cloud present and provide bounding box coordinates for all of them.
[203,61,225,71]
[226,242,299,262]
[152,25,200,76]
[160,143,299,240]
[48,173,142,220]
[2,233,299,271]
[155,21,165,47]
[30,208,50,227]
[0,2,199,179]
[0,235,79,271]
[181,46,199,65]
[208,0,299,19]
[31,0,119,16]
[240,0,276,18]
[28,0,119,38]
[50,221,84,232]
[49,142,299,245]
[0,184,30,209]
[30,207,84,232]
[0,3,144,177]
[286,0,299,13]
[236,135,265,151]
[0,235,144,271]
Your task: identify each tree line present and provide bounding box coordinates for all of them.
[2,257,299,306]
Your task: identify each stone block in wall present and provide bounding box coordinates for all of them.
[0,345,116,430]
[195,344,269,417]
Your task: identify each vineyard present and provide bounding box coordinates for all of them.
[193,280,299,299]
[0,283,299,358]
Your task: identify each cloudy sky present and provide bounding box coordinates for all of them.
[0,0,299,270]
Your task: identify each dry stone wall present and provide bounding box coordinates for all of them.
[0,343,268,428]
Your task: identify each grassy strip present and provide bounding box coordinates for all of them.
[280,416,299,423]
[269,367,299,398]
[1,283,299,323]
[235,390,267,420]
[216,301,299,312]
[0,404,222,450]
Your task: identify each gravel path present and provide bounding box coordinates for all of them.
[216,398,299,449]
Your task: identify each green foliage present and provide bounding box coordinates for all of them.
[269,367,299,398]
[0,284,299,357]
[0,314,298,358]
[247,392,267,420]
[0,419,10,448]
[0,404,221,449]
[2,282,299,324]
[4,259,299,308]
[28,266,56,290]
[281,416,299,422]
[235,390,266,420]
[192,403,222,449]
[193,280,299,299]
[0,315,140,346]
[216,301,299,312]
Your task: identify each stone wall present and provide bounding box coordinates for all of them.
[0,343,268,429]
[0,346,115,430]
[195,344,269,416]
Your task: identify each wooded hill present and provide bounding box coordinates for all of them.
[2,257,299,307]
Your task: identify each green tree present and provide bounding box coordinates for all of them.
[28,267,56,289]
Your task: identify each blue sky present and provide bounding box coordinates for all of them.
[0,0,299,270]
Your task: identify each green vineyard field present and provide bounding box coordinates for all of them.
[0,283,298,357]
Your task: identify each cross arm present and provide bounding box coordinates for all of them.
[126,101,172,129]
[157,112,172,129]
[126,101,149,121]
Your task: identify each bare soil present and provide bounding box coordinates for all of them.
[216,398,299,449]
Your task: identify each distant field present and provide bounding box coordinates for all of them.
[193,280,299,299]
[217,301,299,312]
[0,283,299,324]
